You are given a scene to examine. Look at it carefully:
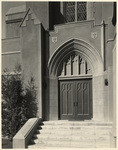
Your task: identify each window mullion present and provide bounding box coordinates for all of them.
[75,2,77,21]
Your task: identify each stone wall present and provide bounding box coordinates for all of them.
[20,10,44,118]
[92,75,104,121]
[110,45,116,147]
[49,77,58,120]
[26,2,49,30]
[2,37,21,72]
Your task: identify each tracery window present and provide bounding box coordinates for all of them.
[58,53,91,76]
[65,2,87,22]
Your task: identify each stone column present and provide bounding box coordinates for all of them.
[92,75,105,121]
[49,75,58,120]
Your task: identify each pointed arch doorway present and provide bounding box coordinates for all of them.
[58,53,92,120]
[48,39,103,121]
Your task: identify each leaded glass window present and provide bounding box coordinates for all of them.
[65,2,87,22]
[65,2,75,22]
[77,2,87,21]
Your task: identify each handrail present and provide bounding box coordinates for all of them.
[13,118,42,148]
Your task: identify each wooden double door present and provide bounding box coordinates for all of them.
[59,79,92,120]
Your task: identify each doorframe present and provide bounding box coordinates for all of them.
[58,75,93,120]
[58,74,92,80]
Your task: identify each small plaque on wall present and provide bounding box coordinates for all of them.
[52,37,57,43]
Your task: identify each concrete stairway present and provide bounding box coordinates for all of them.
[28,120,112,148]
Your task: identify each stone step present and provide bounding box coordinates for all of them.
[43,121,112,126]
[33,134,110,141]
[28,139,110,148]
[39,125,112,130]
[38,128,111,136]
[28,121,112,148]
[28,144,110,149]
[39,129,72,134]
[33,138,110,144]
[34,131,110,137]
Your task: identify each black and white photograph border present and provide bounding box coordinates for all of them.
[1,0,117,149]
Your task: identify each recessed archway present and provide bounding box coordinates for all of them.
[48,39,103,77]
[48,39,104,121]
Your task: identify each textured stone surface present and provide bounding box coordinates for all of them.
[28,121,112,148]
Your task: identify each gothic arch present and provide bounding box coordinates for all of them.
[48,39,103,77]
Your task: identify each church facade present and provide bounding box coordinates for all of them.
[2,1,116,146]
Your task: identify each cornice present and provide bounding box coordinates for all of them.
[6,18,23,24]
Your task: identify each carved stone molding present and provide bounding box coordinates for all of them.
[91,32,97,39]
[48,39,103,77]
[59,53,91,76]
[52,37,57,43]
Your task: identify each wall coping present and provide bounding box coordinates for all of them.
[6,5,26,16]
[13,118,42,148]
[49,20,108,34]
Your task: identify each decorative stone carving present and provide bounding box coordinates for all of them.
[52,37,57,43]
[91,32,97,39]
[60,53,91,76]
[48,39,103,76]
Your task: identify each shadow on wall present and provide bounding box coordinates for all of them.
[112,2,116,26]
[49,2,65,30]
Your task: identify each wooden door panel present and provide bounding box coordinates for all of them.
[83,82,89,115]
[59,79,92,120]
[76,79,92,120]
[61,84,67,114]
[67,88,73,115]
[76,83,83,115]
[60,81,74,119]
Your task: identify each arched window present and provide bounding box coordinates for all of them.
[65,2,87,22]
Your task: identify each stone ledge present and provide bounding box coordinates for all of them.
[6,18,23,24]
[13,118,42,148]
[6,5,26,16]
